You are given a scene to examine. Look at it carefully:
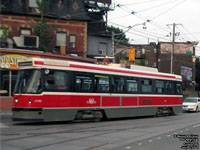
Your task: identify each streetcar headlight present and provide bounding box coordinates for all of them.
[28,98,32,104]
[15,99,19,103]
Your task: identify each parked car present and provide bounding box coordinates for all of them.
[183,97,200,112]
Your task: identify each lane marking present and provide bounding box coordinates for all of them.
[193,124,200,128]
[138,143,143,146]
[157,137,161,140]
[125,146,131,149]
[167,135,171,137]
[0,123,9,128]
[148,140,153,143]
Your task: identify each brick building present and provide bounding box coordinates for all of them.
[157,42,198,96]
[0,0,112,57]
[0,0,91,57]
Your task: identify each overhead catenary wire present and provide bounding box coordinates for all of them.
[150,0,187,21]
[137,0,181,13]
[112,0,173,34]
[109,21,171,42]
[110,0,200,55]
[122,0,169,6]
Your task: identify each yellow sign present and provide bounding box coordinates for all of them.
[0,54,27,69]
[129,48,135,61]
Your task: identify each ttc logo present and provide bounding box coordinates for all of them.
[86,98,97,104]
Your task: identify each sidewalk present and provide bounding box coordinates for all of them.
[0,110,12,116]
[0,110,12,123]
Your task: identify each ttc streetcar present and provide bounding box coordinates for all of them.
[12,58,183,122]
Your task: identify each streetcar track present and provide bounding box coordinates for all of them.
[2,113,200,150]
[2,120,151,142]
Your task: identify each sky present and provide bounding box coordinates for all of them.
[107,0,200,56]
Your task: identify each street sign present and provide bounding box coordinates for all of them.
[129,48,135,61]
[186,51,192,55]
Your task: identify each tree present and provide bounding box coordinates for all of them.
[32,0,55,52]
[195,57,200,93]
[107,25,129,45]
[0,26,11,38]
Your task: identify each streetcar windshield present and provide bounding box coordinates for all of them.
[14,69,42,94]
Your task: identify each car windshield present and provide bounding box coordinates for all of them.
[14,69,42,94]
[184,98,197,103]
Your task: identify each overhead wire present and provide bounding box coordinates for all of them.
[181,25,199,41]
[150,0,187,21]
[109,21,170,42]
[122,0,166,6]
[137,0,180,13]
[111,0,199,50]
[112,0,172,33]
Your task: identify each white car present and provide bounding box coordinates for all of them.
[183,97,200,112]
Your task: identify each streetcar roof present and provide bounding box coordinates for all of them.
[18,58,182,81]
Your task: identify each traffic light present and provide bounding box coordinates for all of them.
[129,48,135,61]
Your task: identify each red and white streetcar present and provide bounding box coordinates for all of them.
[13,58,183,122]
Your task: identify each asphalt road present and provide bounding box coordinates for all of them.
[1,112,200,150]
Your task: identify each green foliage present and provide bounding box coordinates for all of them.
[32,22,53,52]
[36,0,49,20]
[196,57,200,85]
[107,25,129,45]
[134,59,147,66]
[0,26,11,38]
[31,0,55,52]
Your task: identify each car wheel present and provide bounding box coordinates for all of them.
[196,107,199,113]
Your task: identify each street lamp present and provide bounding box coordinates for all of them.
[112,22,147,63]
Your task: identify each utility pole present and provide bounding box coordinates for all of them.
[166,23,182,74]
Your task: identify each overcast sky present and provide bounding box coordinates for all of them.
[108,0,200,56]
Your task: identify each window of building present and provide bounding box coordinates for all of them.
[141,79,153,93]
[176,83,183,95]
[56,32,67,46]
[0,70,18,96]
[94,75,109,92]
[126,78,138,92]
[29,0,41,8]
[112,76,124,93]
[44,70,68,91]
[75,75,93,92]
[155,80,164,94]
[70,34,76,49]
[98,42,107,55]
[20,28,31,35]
[165,81,175,94]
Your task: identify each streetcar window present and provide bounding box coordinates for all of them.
[165,81,175,94]
[15,69,42,94]
[141,79,153,93]
[126,78,138,92]
[176,83,183,95]
[155,80,164,94]
[111,76,124,93]
[75,75,93,92]
[94,75,109,92]
[44,70,68,91]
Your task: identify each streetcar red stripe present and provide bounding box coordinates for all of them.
[70,64,176,79]
[34,61,44,65]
